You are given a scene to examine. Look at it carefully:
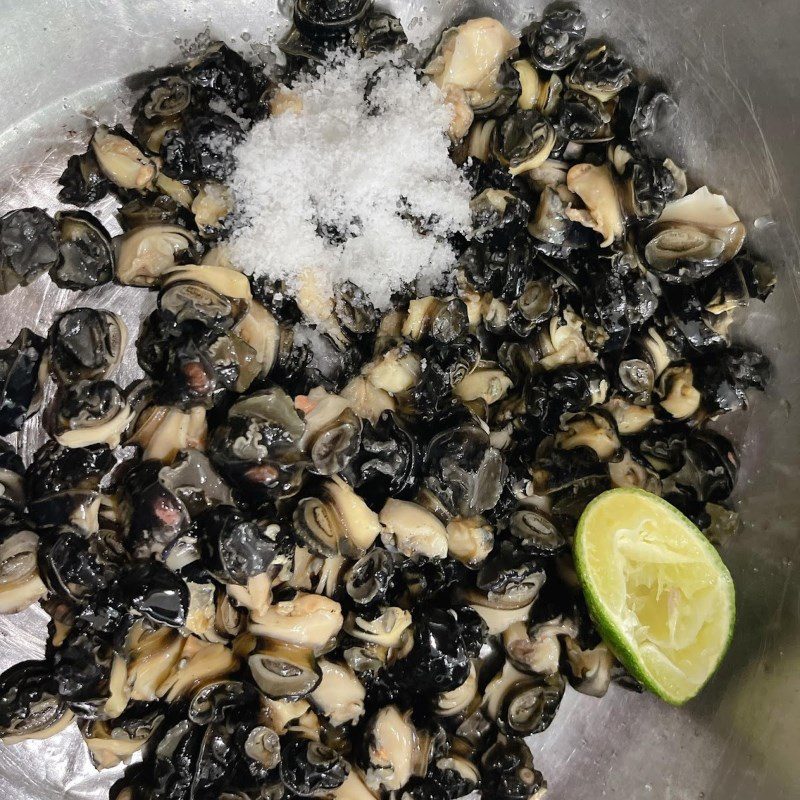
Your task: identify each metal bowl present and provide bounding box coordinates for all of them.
[0,0,798,797]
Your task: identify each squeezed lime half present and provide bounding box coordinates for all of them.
[574,487,735,705]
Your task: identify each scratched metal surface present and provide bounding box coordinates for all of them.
[0,0,798,798]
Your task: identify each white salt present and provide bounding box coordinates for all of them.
[227,51,472,309]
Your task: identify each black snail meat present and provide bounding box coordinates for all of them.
[0,3,777,800]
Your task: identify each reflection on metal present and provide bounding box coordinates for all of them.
[0,0,798,798]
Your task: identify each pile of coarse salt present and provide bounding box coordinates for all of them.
[227,51,473,312]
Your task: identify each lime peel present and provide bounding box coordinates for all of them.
[574,487,735,705]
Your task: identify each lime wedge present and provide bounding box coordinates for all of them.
[574,487,735,705]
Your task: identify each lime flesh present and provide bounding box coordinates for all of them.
[574,488,735,705]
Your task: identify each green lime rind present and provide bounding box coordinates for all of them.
[574,487,736,706]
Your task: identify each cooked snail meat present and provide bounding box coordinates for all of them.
[159,448,232,515]
[0,328,46,435]
[0,444,25,511]
[91,125,158,191]
[555,89,612,142]
[281,738,350,797]
[555,410,621,461]
[249,640,321,700]
[563,636,617,697]
[508,509,566,556]
[45,380,135,449]
[0,529,47,614]
[379,498,448,560]
[625,81,679,143]
[344,605,412,649]
[445,515,494,568]
[192,180,234,238]
[191,505,285,585]
[81,704,165,770]
[305,406,362,476]
[0,660,74,745]
[52,211,114,290]
[624,158,677,221]
[568,44,632,102]
[344,547,396,606]
[657,363,701,420]
[0,208,59,293]
[118,195,185,230]
[116,561,189,628]
[356,12,407,55]
[526,7,587,71]
[209,389,307,503]
[115,224,200,286]
[644,186,746,283]
[484,660,565,735]
[364,705,418,792]
[423,424,506,517]
[57,148,109,206]
[403,607,471,693]
[435,661,478,717]
[160,113,245,183]
[184,41,263,112]
[474,541,546,612]
[49,308,127,385]
[481,734,546,800]
[309,659,366,726]
[158,279,246,331]
[493,109,556,176]
[425,18,520,138]
[137,75,192,120]
[250,592,343,653]
[25,440,116,497]
[566,163,624,247]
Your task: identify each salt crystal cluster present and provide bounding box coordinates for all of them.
[228,52,473,309]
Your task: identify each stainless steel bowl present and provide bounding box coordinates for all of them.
[0,1,798,797]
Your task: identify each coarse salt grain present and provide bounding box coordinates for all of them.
[227,51,473,310]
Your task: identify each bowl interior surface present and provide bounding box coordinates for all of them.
[0,1,798,798]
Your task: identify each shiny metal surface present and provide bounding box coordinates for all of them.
[0,0,798,798]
